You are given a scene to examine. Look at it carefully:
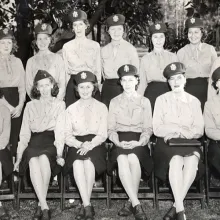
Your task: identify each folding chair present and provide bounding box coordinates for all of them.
[107,142,156,208]
[16,168,64,210]
[152,138,206,209]
[62,143,110,209]
[204,138,220,206]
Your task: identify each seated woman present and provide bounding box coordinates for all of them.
[14,70,65,220]
[0,89,13,219]
[108,64,153,220]
[204,67,220,174]
[61,71,108,220]
[153,62,204,220]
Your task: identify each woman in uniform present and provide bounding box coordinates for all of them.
[138,23,178,110]
[0,89,13,219]
[108,64,153,220]
[14,70,65,220]
[177,17,217,111]
[208,57,220,100]
[204,67,220,175]
[101,14,139,108]
[153,62,204,220]
[26,23,66,101]
[61,71,108,220]
[63,9,101,107]
[0,28,26,158]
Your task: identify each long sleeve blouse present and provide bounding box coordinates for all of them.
[64,98,108,149]
[0,55,26,105]
[204,96,220,140]
[153,91,204,139]
[17,98,65,155]
[108,92,153,146]
[0,104,11,149]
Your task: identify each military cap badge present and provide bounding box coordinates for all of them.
[190,18,195,24]
[41,24,47,30]
[170,64,176,71]
[113,15,119,22]
[124,65,129,72]
[155,24,161,30]
[81,72,87,79]
[73,11,78,18]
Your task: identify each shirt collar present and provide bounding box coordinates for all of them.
[190,42,203,51]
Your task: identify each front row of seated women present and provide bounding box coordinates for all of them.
[0,61,219,220]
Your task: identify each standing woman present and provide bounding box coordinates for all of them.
[63,9,101,107]
[153,62,204,220]
[14,70,65,220]
[61,71,108,220]
[0,28,26,158]
[0,89,13,219]
[101,14,139,108]
[108,64,153,220]
[204,67,220,174]
[177,17,217,111]
[138,23,178,109]
[26,23,66,101]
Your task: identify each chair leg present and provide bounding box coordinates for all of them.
[155,176,159,209]
[16,176,22,211]
[152,171,156,209]
[107,174,111,209]
[60,173,64,210]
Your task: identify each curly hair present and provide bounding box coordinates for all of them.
[0,37,18,54]
[148,32,169,52]
[105,25,127,40]
[30,76,59,99]
[212,80,219,94]
[74,82,99,98]
[119,75,140,91]
[0,88,3,99]
[71,19,90,35]
[32,34,52,52]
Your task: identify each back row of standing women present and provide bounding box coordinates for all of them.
[0,8,220,220]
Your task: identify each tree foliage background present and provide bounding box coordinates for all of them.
[1,0,220,55]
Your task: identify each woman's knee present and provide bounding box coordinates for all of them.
[127,154,140,167]
[169,155,184,169]
[117,155,129,167]
[39,154,49,163]
[29,157,39,167]
[183,155,199,169]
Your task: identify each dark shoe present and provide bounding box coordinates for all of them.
[0,206,10,220]
[41,209,51,220]
[176,211,186,220]
[33,206,42,220]
[163,206,176,220]
[84,205,94,220]
[118,201,133,216]
[75,206,85,220]
[133,204,148,220]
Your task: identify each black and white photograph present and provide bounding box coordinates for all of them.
[1,0,220,219]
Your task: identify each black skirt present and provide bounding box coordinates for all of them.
[63,134,107,176]
[1,87,23,156]
[144,82,170,111]
[65,75,101,108]
[101,79,123,108]
[153,137,205,181]
[208,140,220,174]
[19,131,61,176]
[185,77,208,112]
[107,132,153,177]
[0,147,13,178]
